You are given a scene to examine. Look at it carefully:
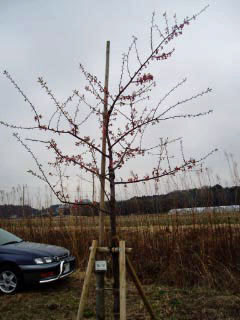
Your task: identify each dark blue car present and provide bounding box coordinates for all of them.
[0,228,76,294]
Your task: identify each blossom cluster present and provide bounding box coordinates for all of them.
[136,73,154,85]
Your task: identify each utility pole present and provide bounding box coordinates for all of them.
[92,173,95,203]
[22,184,25,218]
[96,40,110,320]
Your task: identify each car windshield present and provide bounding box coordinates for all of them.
[0,228,23,246]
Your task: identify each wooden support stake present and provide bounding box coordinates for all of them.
[119,241,126,320]
[126,255,157,320]
[76,240,98,320]
[89,246,132,253]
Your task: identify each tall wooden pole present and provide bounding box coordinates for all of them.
[99,40,110,245]
[96,40,110,320]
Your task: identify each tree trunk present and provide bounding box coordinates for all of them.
[109,167,119,320]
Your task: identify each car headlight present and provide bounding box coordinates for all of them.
[34,257,53,264]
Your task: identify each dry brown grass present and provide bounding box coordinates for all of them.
[1,211,240,289]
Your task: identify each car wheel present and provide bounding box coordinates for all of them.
[0,267,21,294]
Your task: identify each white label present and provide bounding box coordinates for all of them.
[63,262,70,274]
[95,260,107,271]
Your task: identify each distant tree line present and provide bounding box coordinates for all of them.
[1,185,240,218]
[0,205,38,218]
[115,184,240,215]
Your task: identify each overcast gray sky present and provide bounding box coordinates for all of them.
[1,0,240,206]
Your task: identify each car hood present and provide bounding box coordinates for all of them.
[1,241,69,258]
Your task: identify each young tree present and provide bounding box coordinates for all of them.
[1,6,215,318]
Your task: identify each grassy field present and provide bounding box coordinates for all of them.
[1,212,240,287]
[4,210,240,228]
[1,211,240,319]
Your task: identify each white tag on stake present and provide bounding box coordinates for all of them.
[95,260,107,271]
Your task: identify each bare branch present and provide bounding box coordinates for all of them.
[116,149,217,185]
[3,71,40,126]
